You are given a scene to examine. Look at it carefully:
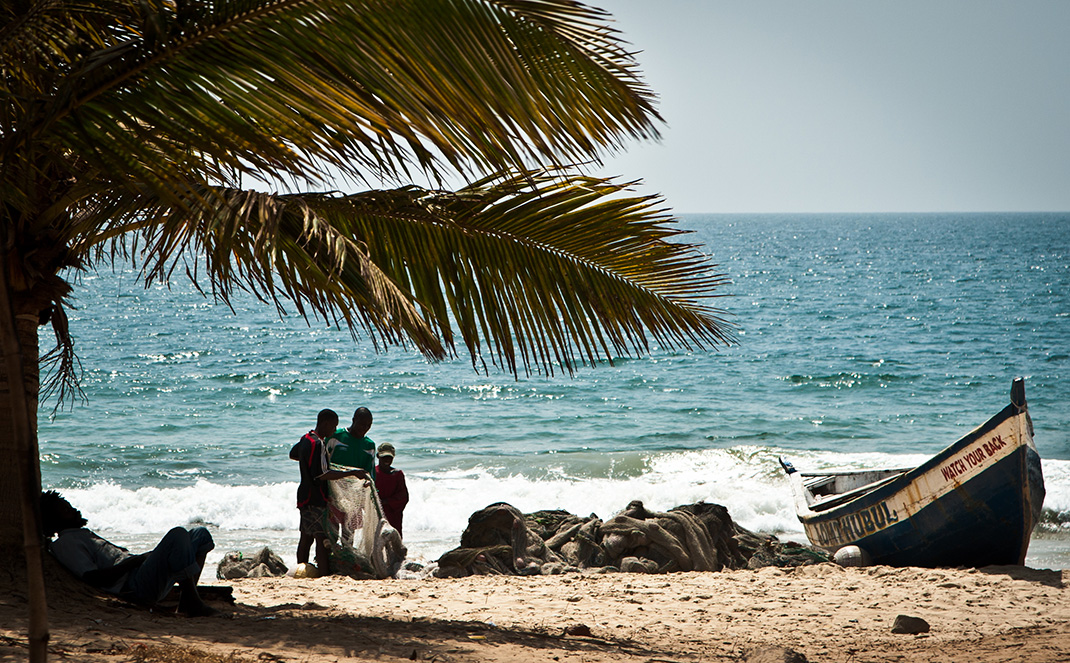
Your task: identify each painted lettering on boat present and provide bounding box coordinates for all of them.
[939,434,1008,483]
[812,501,900,546]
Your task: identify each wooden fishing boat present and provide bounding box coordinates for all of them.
[780,378,1045,567]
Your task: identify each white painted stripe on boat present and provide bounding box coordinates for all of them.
[803,412,1031,549]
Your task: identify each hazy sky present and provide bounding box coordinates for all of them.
[592,1,1070,213]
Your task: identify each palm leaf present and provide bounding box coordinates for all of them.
[72,170,733,376]
[4,0,733,390]
[75,185,447,359]
[25,0,660,205]
[354,171,735,375]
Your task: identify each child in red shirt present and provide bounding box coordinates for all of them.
[374,442,409,537]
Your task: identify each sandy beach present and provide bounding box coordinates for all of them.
[4,562,1069,662]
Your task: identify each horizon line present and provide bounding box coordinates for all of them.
[673,210,1070,216]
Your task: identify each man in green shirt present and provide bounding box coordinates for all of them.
[326,407,378,550]
[328,407,377,478]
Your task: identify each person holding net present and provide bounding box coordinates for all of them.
[328,407,377,479]
[319,415,408,578]
[289,408,368,576]
[326,406,377,547]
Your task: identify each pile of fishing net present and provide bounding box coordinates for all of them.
[324,473,407,579]
[433,500,828,577]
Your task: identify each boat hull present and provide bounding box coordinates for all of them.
[790,385,1045,567]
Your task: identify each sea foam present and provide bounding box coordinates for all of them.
[58,448,1070,569]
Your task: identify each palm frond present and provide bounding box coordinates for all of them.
[4,0,734,398]
[70,171,733,377]
[298,171,735,376]
[27,0,660,205]
[39,300,86,409]
[85,185,448,360]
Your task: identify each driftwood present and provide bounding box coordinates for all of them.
[435,500,828,578]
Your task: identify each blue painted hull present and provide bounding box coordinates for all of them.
[832,445,1042,567]
[787,380,1045,568]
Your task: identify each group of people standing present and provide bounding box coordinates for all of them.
[290,407,409,576]
[36,406,410,617]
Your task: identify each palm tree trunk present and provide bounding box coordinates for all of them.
[0,248,48,663]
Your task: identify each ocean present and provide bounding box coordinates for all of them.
[37,212,1070,570]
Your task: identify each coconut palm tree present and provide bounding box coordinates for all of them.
[1,0,734,658]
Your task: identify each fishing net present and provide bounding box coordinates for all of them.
[325,470,406,578]
[434,500,828,577]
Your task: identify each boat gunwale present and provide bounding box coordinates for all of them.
[800,468,912,479]
[803,471,907,512]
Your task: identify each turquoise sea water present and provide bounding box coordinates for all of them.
[38,213,1070,569]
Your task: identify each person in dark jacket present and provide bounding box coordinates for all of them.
[40,490,217,616]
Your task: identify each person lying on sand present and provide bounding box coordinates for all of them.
[39,490,218,617]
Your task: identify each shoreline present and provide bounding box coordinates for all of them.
[101,526,1070,576]
[4,563,1069,662]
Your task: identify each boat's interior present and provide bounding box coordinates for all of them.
[802,469,908,511]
